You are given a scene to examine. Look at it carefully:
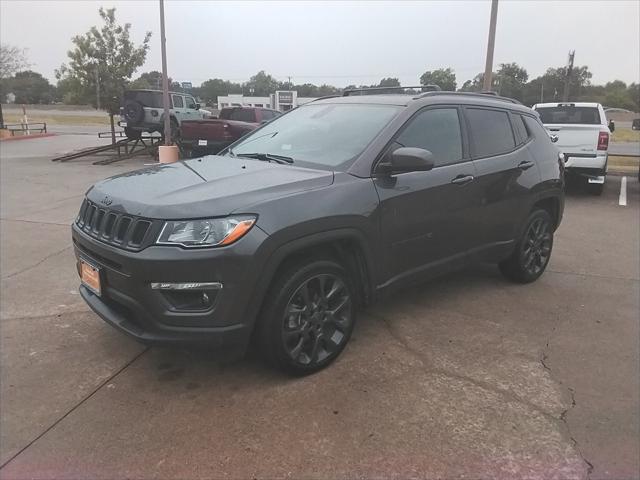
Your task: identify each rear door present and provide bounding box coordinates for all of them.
[374,106,481,283]
[464,107,541,257]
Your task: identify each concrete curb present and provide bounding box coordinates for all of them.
[0,133,57,142]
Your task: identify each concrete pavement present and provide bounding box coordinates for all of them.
[0,137,638,479]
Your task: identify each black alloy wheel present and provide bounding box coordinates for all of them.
[282,274,352,366]
[499,209,554,283]
[520,216,552,278]
[258,259,356,375]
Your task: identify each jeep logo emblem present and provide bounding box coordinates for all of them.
[100,195,113,206]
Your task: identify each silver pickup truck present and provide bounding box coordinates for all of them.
[533,102,611,195]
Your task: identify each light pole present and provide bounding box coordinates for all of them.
[482,0,499,92]
[158,0,178,162]
[159,0,171,145]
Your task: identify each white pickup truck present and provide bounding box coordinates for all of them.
[532,102,612,195]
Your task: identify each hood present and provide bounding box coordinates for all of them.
[86,155,334,219]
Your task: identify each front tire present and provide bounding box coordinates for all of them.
[257,258,356,375]
[500,209,554,284]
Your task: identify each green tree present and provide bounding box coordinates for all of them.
[56,7,151,137]
[6,70,55,104]
[55,75,89,104]
[420,68,456,91]
[130,70,163,89]
[246,70,281,96]
[495,63,528,101]
[0,44,30,126]
[316,84,340,96]
[198,78,243,105]
[378,77,400,87]
[459,72,497,92]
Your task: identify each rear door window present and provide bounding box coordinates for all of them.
[392,108,463,167]
[511,114,529,145]
[536,106,601,125]
[466,108,516,158]
[229,109,256,122]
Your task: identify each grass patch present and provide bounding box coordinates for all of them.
[612,128,640,143]
[3,113,110,126]
[609,155,639,167]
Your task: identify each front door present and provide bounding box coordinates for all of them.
[374,106,481,285]
[171,94,185,123]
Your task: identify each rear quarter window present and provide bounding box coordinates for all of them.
[466,108,516,158]
[228,109,256,122]
[536,106,601,125]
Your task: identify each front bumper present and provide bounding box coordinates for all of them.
[72,223,268,347]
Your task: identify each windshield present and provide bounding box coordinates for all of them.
[124,90,164,108]
[227,103,401,170]
[536,106,601,125]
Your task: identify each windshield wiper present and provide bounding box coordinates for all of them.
[236,152,294,164]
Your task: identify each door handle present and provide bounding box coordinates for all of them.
[518,160,535,170]
[451,174,475,185]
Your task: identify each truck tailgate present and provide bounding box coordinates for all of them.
[545,123,602,155]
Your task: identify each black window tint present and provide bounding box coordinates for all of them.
[523,115,549,139]
[229,109,255,122]
[512,114,529,144]
[172,95,184,108]
[394,108,463,166]
[124,91,163,108]
[261,110,273,120]
[185,96,196,109]
[536,106,600,125]
[466,108,515,157]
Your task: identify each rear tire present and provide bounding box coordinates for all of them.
[257,258,356,375]
[499,209,554,284]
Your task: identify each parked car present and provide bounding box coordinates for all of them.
[119,89,208,140]
[632,118,640,130]
[180,106,281,156]
[73,89,564,375]
[532,102,610,195]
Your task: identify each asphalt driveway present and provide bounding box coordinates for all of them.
[1,139,638,479]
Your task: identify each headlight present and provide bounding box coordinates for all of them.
[157,215,256,248]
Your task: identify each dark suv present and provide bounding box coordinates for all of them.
[73,89,564,375]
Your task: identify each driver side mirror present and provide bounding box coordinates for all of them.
[377,147,435,175]
[608,120,615,132]
[194,103,201,110]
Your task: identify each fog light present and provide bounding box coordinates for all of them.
[150,282,222,290]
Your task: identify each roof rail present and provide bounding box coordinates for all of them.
[415,90,522,105]
[343,85,441,96]
[310,95,342,102]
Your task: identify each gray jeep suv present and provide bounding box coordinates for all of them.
[73,88,564,375]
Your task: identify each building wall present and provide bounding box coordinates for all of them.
[217,92,318,111]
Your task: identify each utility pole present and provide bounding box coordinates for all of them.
[482,0,499,91]
[288,76,292,89]
[95,67,101,110]
[540,82,544,103]
[562,50,575,102]
[159,0,171,146]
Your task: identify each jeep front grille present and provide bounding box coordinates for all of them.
[76,199,156,251]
